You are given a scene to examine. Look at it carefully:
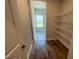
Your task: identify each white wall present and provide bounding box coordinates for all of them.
[16,0,33,45]
[5,0,33,59]
[55,0,73,49]
[46,0,62,39]
[61,0,73,13]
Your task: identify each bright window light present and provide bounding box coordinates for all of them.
[36,15,44,27]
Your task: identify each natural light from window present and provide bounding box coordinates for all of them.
[36,15,44,28]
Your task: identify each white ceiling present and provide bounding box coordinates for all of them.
[31,0,46,9]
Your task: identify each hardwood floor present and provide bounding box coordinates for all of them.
[29,40,68,59]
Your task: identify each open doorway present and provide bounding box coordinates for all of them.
[30,0,46,46]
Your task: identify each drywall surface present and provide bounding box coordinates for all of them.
[61,0,73,13]
[55,0,73,48]
[6,0,33,59]
[16,0,33,45]
[5,0,18,54]
[46,0,62,39]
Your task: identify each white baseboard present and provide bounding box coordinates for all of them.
[27,43,33,59]
[6,44,20,59]
[56,37,70,49]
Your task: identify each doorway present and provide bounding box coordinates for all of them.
[30,0,46,46]
[30,1,47,58]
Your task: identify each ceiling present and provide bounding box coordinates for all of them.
[31,0,46,9]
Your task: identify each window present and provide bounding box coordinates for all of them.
[36,15,44,28]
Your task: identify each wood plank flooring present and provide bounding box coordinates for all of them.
[29,40,68,59]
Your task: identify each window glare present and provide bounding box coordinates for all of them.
[36,15,44,27]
